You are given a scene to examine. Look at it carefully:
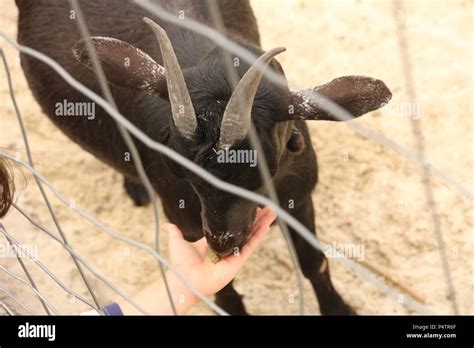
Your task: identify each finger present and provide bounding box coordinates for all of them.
[164,223,201,263]
[166,224,208,258]
[162,223,182,260]
[253,207,265,221]
[191,237,209,258]
[250,207,276,235]
[162,223,182,240]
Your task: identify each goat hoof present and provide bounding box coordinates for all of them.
[344,305,357,316]
[321,303,357,316]
[123,178,151,206]
[215,292,248,315]
[215,299,249,316]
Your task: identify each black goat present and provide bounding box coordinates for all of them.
[16,0,391,315]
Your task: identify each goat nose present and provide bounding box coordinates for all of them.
[203,229,238,257]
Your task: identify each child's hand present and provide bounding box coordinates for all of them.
[117,207,276,315]
[164,207,277,303]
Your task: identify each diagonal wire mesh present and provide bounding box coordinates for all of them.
[0,44,432,315]
[0,266,59,315]
[8,205,150,314]
[0,0,468,315]
[0,48,102,314]
[1,288,36,315]
[0,299,17,315]
[392,0,459,314]
[1,223,100,313]
[3,224,50,315]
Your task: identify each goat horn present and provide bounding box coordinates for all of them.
[218,47,286,149]
[143,17,197,141]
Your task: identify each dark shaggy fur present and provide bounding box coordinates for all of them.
[15,0,391,315]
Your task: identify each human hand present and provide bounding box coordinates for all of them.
[117,207,276,315]
[163,207,277,311]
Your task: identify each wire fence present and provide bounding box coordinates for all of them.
[0,0,470,315]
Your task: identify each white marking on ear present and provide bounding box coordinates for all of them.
[294,89,313,113]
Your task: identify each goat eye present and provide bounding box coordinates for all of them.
[287,128,305,154]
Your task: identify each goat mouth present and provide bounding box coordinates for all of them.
[202,209,257,257]
[207,232,257,258]
[209,247,234,258]
[203,228,251,258]
[204,230,239,257]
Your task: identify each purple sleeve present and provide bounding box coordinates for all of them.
[102,302,124,316]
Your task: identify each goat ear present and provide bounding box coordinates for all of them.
[286,76,392,121]
[72,37,167,95]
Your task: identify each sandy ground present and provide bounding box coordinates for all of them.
[0,0,472,315]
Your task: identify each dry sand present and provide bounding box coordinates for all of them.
[0,0,472,315]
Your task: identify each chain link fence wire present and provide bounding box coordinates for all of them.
[1,288,36,315]
[3,222,51,315]
[0,298,18,315]
[1,222,101,313]
[0,0,469,315]
[0,45,102,314]
[4,207,150,314]
[392,0,459,315]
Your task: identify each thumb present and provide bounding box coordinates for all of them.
[162,222,183,240]
[163,223,201,265]
[163,223,185,261]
